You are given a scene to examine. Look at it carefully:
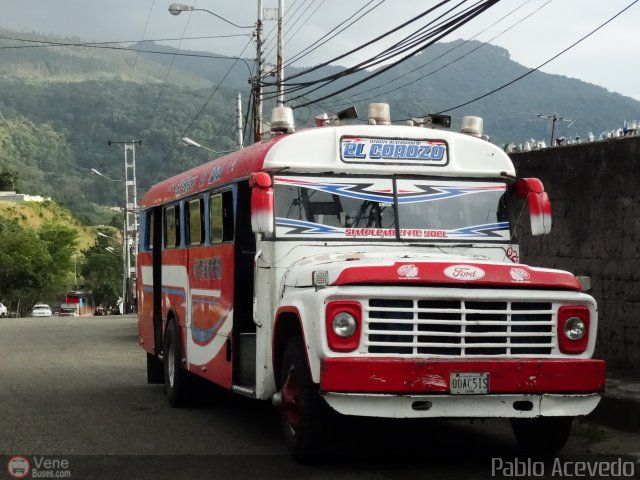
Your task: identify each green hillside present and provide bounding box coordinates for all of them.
[0,30,211,88]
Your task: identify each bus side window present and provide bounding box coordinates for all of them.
[146,210,154,250]
[188,198,204,246]
[210,194,223,244]
[210,191,234,244]
[164,205,180,248]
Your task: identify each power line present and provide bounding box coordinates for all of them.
[277,0,499,107]
[321,0,549,109]
[0,34,253,73]
[284,0,385,68]
[262,0,306,56]
[0,34,253,50]
[284,0,325,49]
[181,38,254,137]
[269,0,454,86]
[263,0,323,62]
[145,1,199,145]
[264,0,496,98]
[431,0,639,115]
[130,0,158,72]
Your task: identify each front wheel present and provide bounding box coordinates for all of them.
[163,320,189,407]
[511,417,573,454]
[279,336,332,458]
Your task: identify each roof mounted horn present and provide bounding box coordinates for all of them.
[315,106,359,127]
[412,113,452,129]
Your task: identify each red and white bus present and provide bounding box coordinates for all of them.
[137,104,605,456]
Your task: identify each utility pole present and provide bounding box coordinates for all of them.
[237,92,244,149]
[108,139,141,314]
[276,0,285,106]
[253,0,264,142]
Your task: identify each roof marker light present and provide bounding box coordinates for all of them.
[368,103,390,125]
[461,116,483,137]
[270,107,295,134]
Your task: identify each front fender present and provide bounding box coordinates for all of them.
[275,289,325,383]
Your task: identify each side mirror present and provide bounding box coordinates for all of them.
[250,172,274,236]
[514,178,552,236]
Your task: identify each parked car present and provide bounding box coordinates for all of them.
[59,303,79,317]
[0,302,7,317]
[31,304,53,317]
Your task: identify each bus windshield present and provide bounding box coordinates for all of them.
[274,175,510,242]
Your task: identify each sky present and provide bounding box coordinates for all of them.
[2,0,640,101]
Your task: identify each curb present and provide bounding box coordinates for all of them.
[585,376,640,432]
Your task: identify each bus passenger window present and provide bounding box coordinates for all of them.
[210,191,234,244]
[188,198,204,246]
[146,211,154,250]
[210,194,223,244]
[164,205,180,248]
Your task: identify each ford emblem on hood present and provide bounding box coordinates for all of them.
[443,265,486,281]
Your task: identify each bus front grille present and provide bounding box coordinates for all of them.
[365,298,554,356]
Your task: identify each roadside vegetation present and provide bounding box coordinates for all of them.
[0,200,122,316]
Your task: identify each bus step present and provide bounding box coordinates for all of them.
[232,385,256,398]
[238,332,256,386]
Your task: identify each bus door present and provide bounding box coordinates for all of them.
[150,206,163,356]
[232,180,257,390]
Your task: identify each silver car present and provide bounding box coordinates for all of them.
[0,302,7,317]
[31,304,52,317]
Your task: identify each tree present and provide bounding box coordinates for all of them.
[38,222,79,291]
[0,168,17,191]
[0,217,54,313]
[80,238,122,307]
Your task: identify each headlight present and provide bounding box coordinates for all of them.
[564,316,586,341]
[332,312,357,338]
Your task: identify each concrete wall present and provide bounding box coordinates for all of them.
[0,192,50,203]
[510,136,640,370]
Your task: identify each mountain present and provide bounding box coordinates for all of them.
[1,30,639,221]
[138,38,640,143]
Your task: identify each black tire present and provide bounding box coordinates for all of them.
[146,352,164,384]
[511,417,573,454]
[279,336,332,458]
[163,319,189,407]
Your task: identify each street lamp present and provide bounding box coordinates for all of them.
[169,1,263,142]
[91,168,123,182]
[181,137,234,155]
[168,3,254,28]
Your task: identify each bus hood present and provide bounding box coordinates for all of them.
[281,251,581,291]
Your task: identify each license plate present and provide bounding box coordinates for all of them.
[450,372,489,394]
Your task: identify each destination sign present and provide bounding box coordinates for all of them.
[341,137,448,165]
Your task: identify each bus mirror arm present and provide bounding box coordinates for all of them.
[253,249,263,327]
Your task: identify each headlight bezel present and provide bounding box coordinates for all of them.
[325,301,362,352]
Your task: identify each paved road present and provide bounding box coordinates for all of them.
[0,316,638,479]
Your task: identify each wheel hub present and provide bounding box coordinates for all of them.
[167,339,175,388]
[281,365,301,430]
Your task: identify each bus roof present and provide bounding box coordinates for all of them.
[140,124,515,209]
